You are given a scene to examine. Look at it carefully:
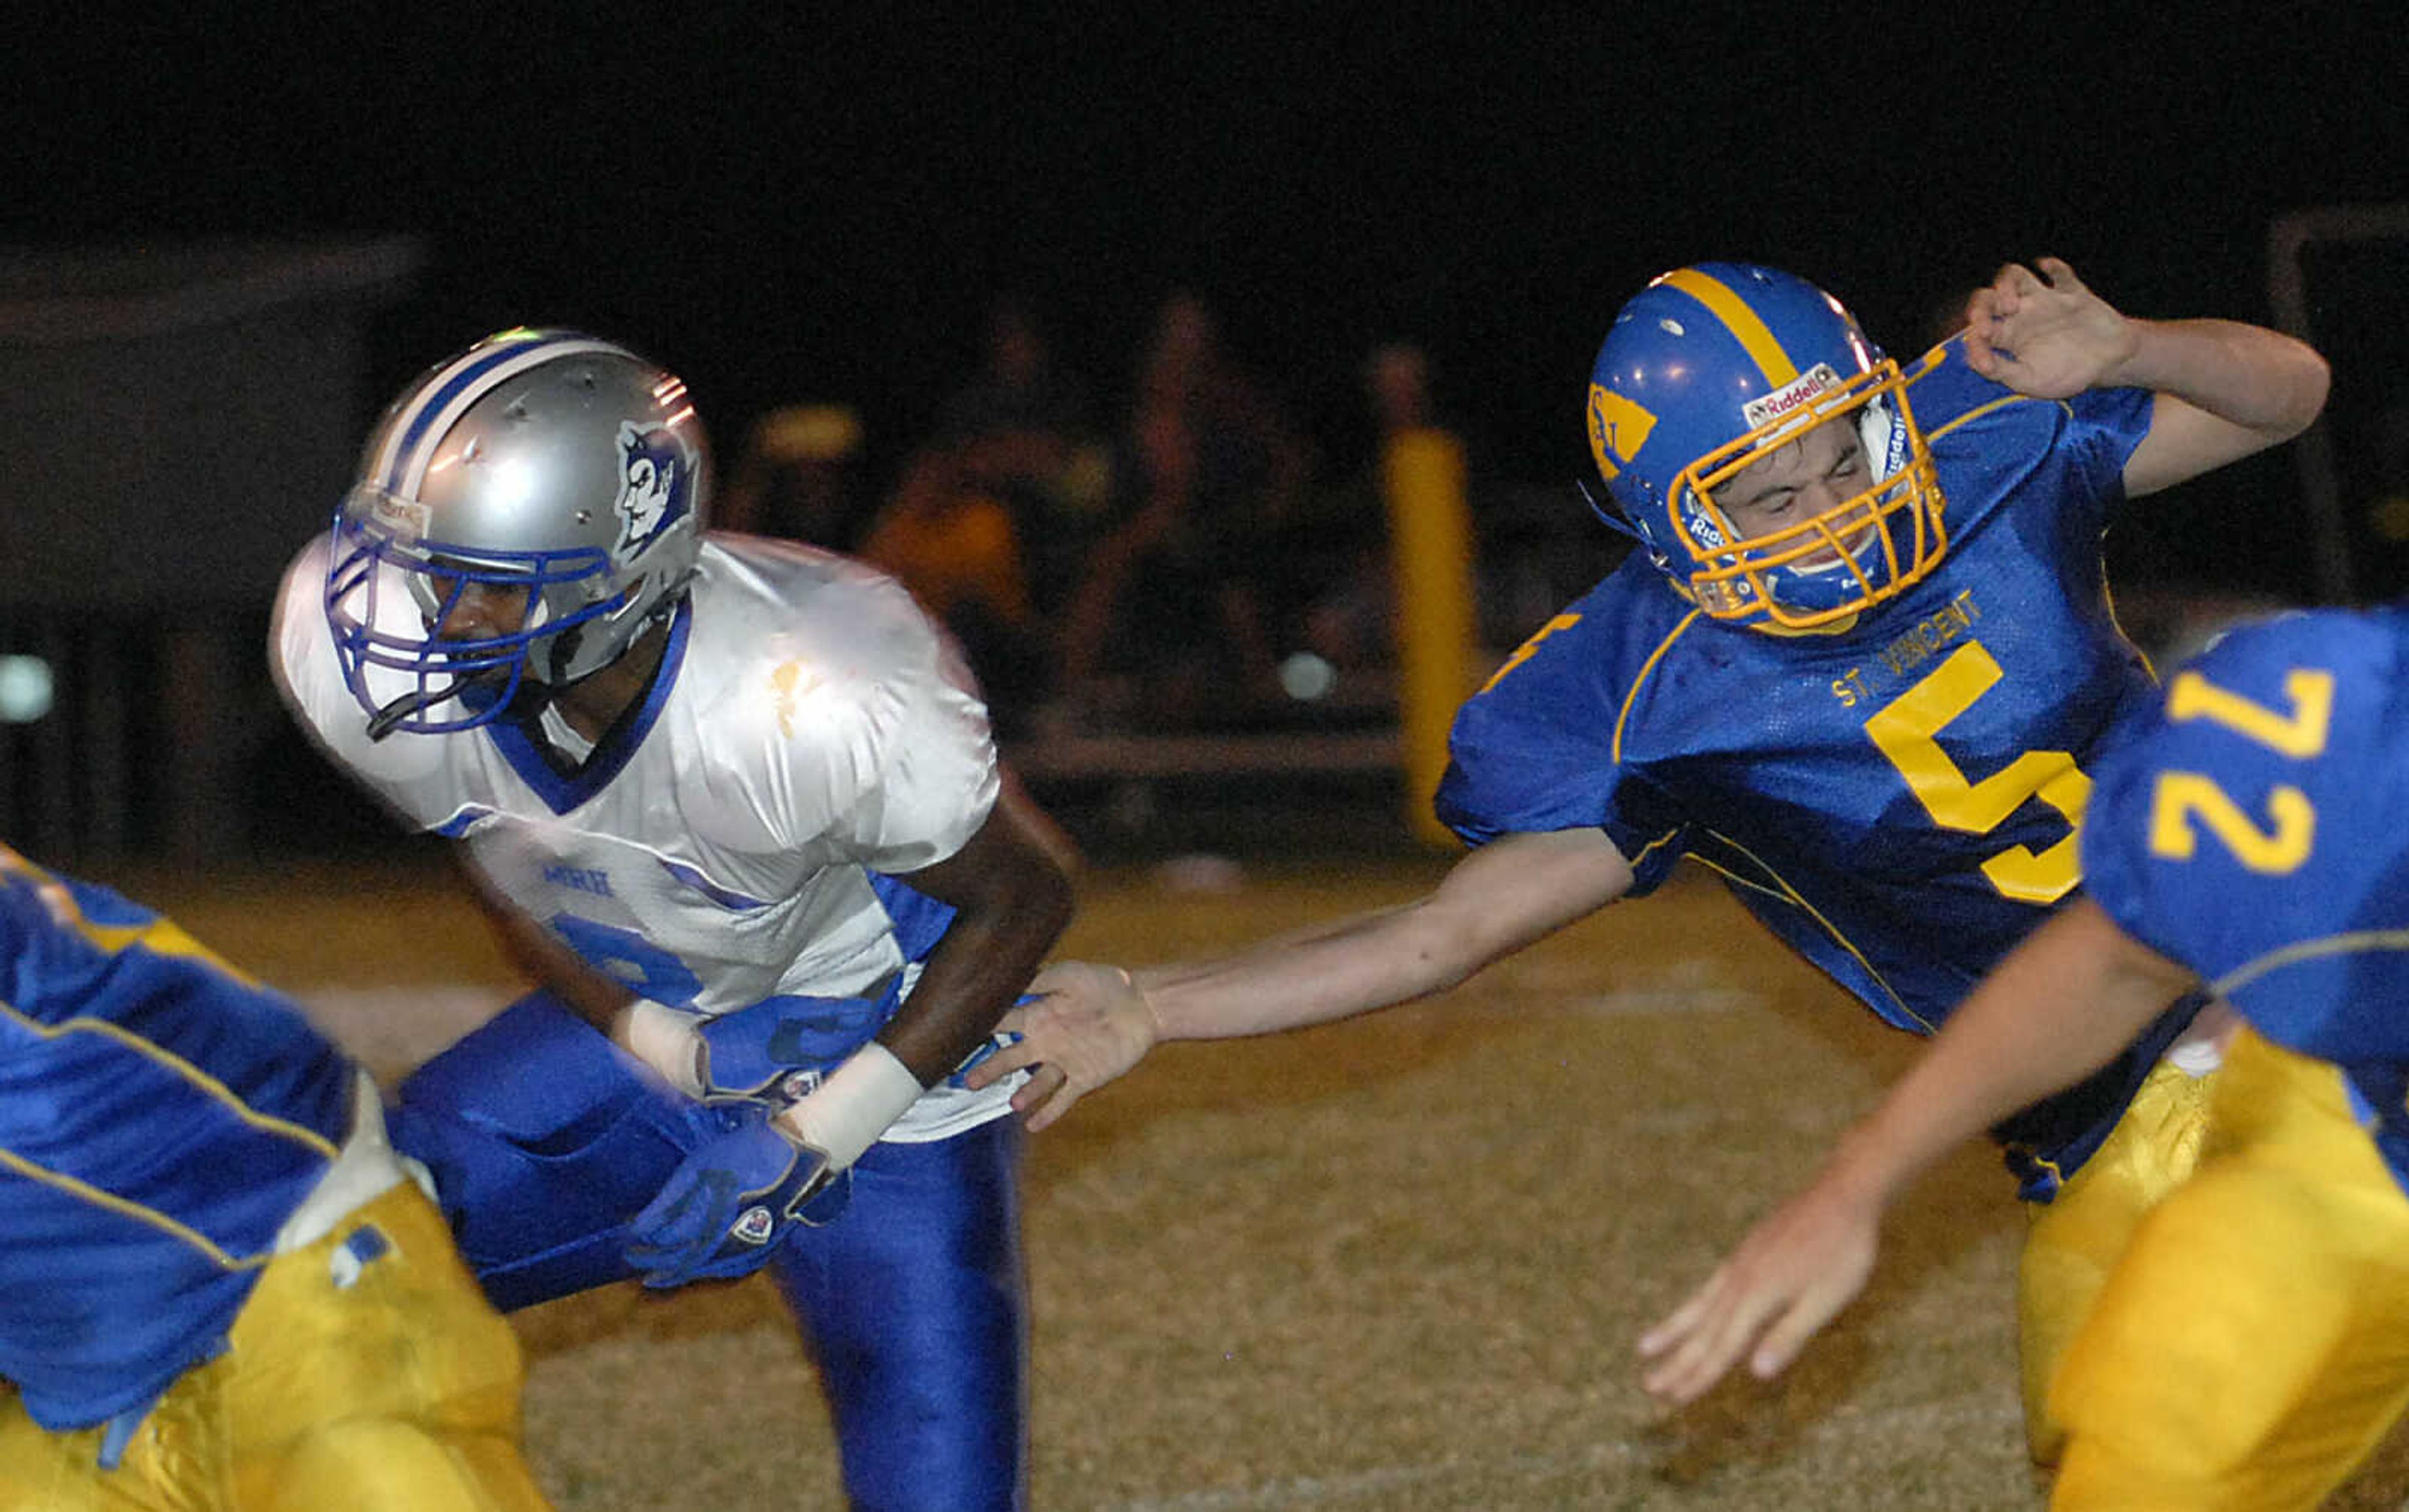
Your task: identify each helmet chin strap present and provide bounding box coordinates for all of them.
[366,668,560,742]
[1576,477,1649,546]
[366,677,472,742]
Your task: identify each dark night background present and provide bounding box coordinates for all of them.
[18,12,2405,519]
[3,9,2405,857]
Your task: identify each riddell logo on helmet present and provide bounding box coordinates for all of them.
[1680,494,1728,550]
[1742,364,1844,431]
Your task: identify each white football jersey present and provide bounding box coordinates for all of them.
[272,531,1015,1139]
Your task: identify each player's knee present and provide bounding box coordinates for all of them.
[394,991,699,1161]
[265,1418,521,1512]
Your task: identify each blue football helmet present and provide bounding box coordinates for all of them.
[323,329,709,738]
[1587,264,1944,629]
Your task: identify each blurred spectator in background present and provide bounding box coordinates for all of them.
[715,402,873,550]
[1052,290,1308,730]
[935,297,1110,623]
[859,440,1045,733]
[939,297,1097,498]
[1279,341,1451,679]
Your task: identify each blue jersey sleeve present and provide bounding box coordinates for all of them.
[2081,608,2409,1063]
[2055,384,2154,531]
[0,850,357,1432]
[1432,570,1691,893]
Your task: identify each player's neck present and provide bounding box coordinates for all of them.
[550,619,671,745]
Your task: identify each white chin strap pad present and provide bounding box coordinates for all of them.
[1858,397,1905,484]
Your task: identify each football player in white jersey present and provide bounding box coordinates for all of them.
[271,327,1075,1511]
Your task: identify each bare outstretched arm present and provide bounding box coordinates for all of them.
[965,826,1635,1130]
[1635,898,2199,1405]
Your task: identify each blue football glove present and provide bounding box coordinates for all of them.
[696,992,890,1105]
[624,1109,851,1288]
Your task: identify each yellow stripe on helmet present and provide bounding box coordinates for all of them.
[1658,268,1799,388]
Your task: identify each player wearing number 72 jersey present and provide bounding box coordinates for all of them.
[971,257,2330,1464]
[1641,602,2409,1508]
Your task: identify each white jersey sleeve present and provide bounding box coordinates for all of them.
[678,541,999,876]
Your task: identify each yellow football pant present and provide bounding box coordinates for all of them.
[2047,1028,2409,1510]
[2018,1055,2222,1466]
[0,1180,548,1511]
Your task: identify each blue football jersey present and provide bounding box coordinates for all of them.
[0,847,355,1431]
[1438,341,2198,1190]
[2080,605,2409,1188]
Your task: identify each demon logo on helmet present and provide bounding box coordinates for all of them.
[615,421,695,562]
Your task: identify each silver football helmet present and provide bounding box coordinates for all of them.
[323,328,710,738]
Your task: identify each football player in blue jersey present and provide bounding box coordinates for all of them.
[0,844,548,1510]
[1639,602,2409,1508]
[971,255,2329,1462]
[272,330,1077,1511]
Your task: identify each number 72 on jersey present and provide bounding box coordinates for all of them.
[2146,664,2332,876]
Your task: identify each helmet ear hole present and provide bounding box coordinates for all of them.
[545,624,586,682]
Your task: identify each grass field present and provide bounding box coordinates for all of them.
[110,847,2409,1509]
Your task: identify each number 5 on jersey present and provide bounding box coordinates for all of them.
[1863,642,2090,905]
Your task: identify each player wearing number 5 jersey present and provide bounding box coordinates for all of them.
[272,329,1074,1511]
[1641,603,2409,1508]
[970,257,2329,1462]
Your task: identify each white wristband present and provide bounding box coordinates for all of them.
[617,999,706,1100]
[774,1043,924,1171]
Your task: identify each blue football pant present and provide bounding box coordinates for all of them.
[388,991,1029,1512]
